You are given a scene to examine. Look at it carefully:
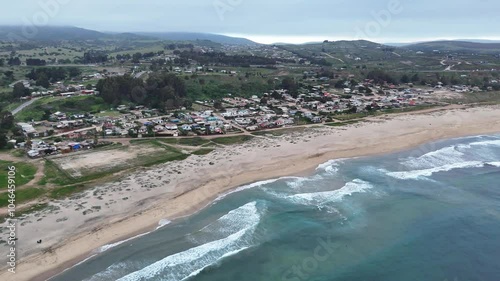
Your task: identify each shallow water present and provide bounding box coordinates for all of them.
[52,134,500,281]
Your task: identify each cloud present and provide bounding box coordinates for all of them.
[0,0,497,42]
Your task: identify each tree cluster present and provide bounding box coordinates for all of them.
[82,51,108,64]
[26,67,82,87]
[26,58,47,66]
[177,51,282,67]
[96,72,189,110]
[8,57,21,66]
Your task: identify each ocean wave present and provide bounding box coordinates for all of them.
[98,232,151,253]
[467,139,500,148]
[215,179,281,201]
[117,202,261,281]
[402,137,500,170]
[402,146,465,169]
[286,179,373,212]
[316,159,344,174]
[156,219,172,230]
[386,161,486,180]
[196,200,263,239]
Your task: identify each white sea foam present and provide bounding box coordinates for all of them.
[316,159,344,174]
[98,232,151,253]
[486,162,500,167]
[156,219,172,230]
[85,262,130,281]
[181,246,251,281]
[117,202,261,281]
[403,138,500,170]
[387,161,485,180]
[286,179,373,212]
[215,179,281,201]
[467,139,500,148]
[402,146,465,169]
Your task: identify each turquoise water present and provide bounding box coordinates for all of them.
[52,134,500,281]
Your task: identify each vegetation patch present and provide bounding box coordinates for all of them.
[0,160,37,189]
[191,148,215,155]
[211,135,254,145]
[0,188,45,207]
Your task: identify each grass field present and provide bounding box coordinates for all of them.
[211,135,254,145]
[0,160,37,190]
[0,188,45,207]
[159,137,211,147]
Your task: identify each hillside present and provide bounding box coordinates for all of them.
[0,26,258,46]
[136,32,258,45]
[0,26,109,41]
[404,41,500,54]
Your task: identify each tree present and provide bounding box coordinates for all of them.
[0,58,4,66]
[281,77,299,96]
[13,82,29,98]
[67,67,82,78]
[0,131,7,149]
[86,84,93,90]
[411,73,420,83]
[132,53,142,63]
[36,73,50,88]
[400,74,410,84]
[8,57,21,66]
[0,111,14,130]
[213,100,224,110]
[3,71,14,81]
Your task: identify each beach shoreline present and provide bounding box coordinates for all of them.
[3,105,500,281]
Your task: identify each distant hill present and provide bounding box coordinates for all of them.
[0,26,258,46]
[137,32,258,45]
[0,26,150,41]
[403,40,500,53]
[0,26,106,41]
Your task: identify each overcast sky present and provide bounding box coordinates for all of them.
[1,0,498,43]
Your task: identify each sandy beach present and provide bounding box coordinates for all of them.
[2,104,500,281]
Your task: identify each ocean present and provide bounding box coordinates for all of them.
[51,134,500,281]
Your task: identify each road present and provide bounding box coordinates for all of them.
[322,52,345,63]
[12,97,40,115]
[134,71,147,79]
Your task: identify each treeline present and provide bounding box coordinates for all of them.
[26,58,47,66]
[26,67,82,88]
[81,51,108,64]
[176,51,282,67]
[96,72,189,110]
[116,51,165,63]
[0,110,15,149]
[7,57,21,66]
[165,43,194,50]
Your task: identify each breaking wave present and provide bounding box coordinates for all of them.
[116,201,262,281]
[316,159,344,174]
[386,161,485,180]
[286,179,373,212]
[215,179,281,201]
[391,136,500,180]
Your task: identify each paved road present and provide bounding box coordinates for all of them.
[12,97,40,115]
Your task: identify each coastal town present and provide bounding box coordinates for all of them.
[11,76,467,158]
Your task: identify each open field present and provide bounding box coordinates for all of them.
[0,160,37,190]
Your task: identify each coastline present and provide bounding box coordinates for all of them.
[3,105,500,281]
